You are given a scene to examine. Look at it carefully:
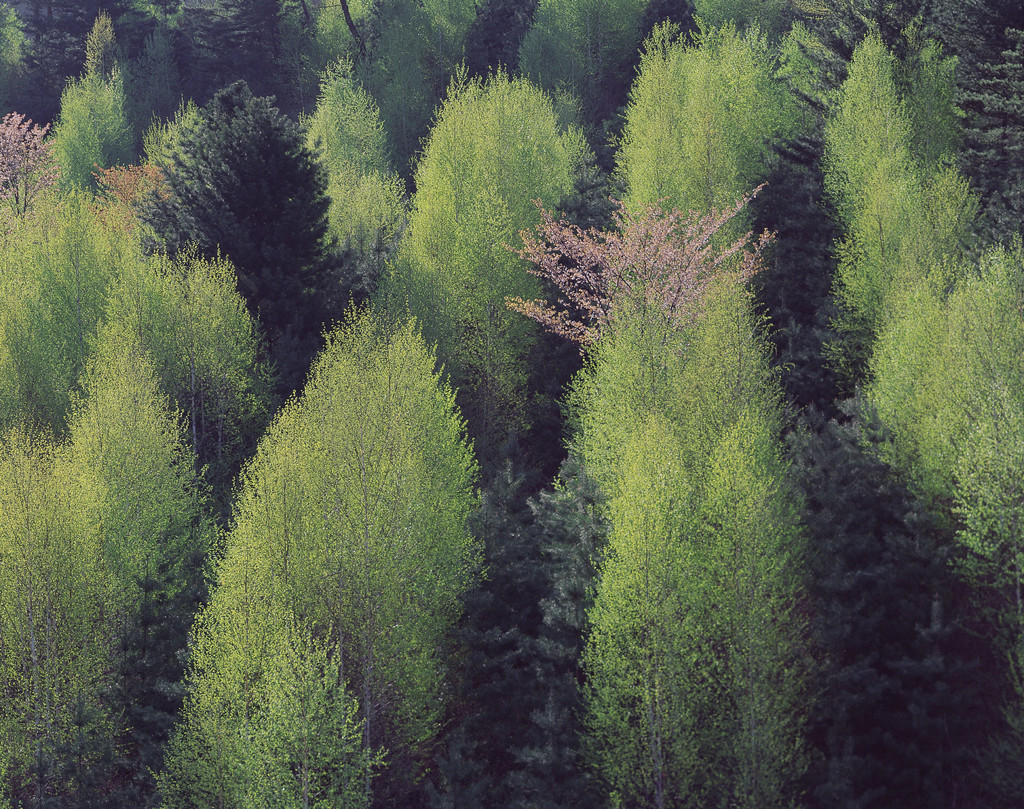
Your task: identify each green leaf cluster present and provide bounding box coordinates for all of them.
[306,61,405,300]
[576,280,807,807]
[389,70,583,459]
[0,340,209,806]
[618,22,797,229]
[0,194,124,432]
[52,70,134,192]
[823,31,974,377]
[160,312,479,806]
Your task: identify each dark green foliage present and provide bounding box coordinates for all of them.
[930,0,1024,89]
[142,80,337,393]
[752,138,841,412]
[433,451,606,808]
[519,455,606,808]
[19,0,126,122]
[464,0,538,77]
[961,28,1024,245]
[554,148,618,233]
[354,0,443,180]
[638,0,695,41]
[107,543,207,807]
[790,403,989,809]
[180,0,283,101]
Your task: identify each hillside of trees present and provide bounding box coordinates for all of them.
[2,0,1024,807]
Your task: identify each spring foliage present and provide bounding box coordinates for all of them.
[0,341,209,807]
[160,312,479,807]
[389,70,583,457]
[577,277,807,807]
[618,23,796,224]
[509,189,771,345]
[823,32,974,377]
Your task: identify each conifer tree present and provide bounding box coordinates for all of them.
[961,28,1024,245]
[181,0,283,100]
[789,404,981,808]
[142,80,338,393]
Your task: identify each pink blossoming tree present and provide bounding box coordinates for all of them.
[507,186,773,346]
[0,112,60,216]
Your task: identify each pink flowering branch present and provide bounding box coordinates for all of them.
[0,112,60,216]
[507,187,773,346]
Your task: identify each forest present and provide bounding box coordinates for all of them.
[1,0,1024,807]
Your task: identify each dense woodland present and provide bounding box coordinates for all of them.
[1,0,1024,807]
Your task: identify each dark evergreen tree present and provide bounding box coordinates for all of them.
[179,0,283,101]
[515,455,606,808]
[752,136,841,413]
[961,28,1024,245]
[464,0,538,78]
[141,80,338,393]
[106,540,208,808]
[930,0,1024,89]
[432,451,606,809]
[790,403,993,809]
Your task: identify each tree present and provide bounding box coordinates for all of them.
[386,70,583,461]
[142,80,338,392]
[20,0,124,123]
[159,312,479,808]
[0,3,25,113]
[518,0,649,119]
[823,31,974,381]
[789,404,982,808]
[306,60,405,303]
[97,248,273,515]
[51,70,133,191]
[577,278,808,809]
[867,243,1024,806]
[0,112,60,217]
[242,625,375,809]
[961,28,1024,245]
[64,334,212,807]
[693,0,795,40]
[509,190,770,348]
[520,178,807,806]
[0,336,210,809]
[125,25,182,132]
[464,0,539,77]
[181,0,284,100]
[617,22,797,230]
[353,0,440,178]
[0,193,126,434]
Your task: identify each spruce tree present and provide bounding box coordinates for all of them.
[789,404,983,809]
[142,80,338,393]
[961,28,1024,245]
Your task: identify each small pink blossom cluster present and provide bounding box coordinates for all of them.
[0,112,60,215]
[508,187,773,346]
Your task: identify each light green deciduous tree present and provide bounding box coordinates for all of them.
[160,312,479,807]
[388,71,583,460]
